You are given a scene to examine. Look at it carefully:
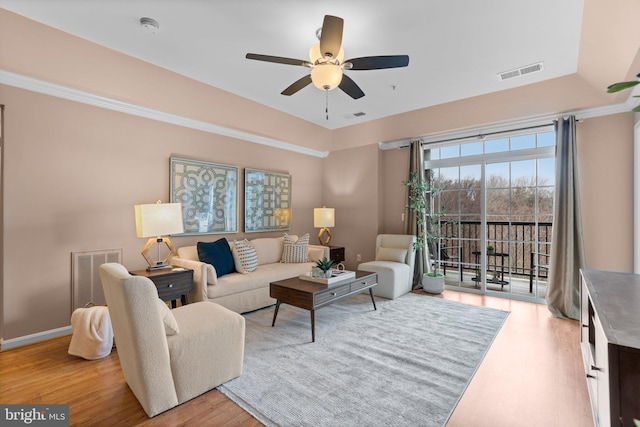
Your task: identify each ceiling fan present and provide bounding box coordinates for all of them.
[246,15,409,100]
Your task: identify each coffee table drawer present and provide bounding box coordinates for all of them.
[315,285,350,305]
[350,274,377,292]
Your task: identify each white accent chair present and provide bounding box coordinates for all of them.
[99,263,245,417]
[357,234,416,299]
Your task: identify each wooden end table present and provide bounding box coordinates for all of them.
[129,268,193,308]
[270,271,377,342]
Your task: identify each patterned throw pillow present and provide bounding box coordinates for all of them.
[281,233,310,263]
[231,239,259,274]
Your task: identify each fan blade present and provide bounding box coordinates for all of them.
[246,53,311,67]
[339,74,365,99]
[281,75,313,96]
[319,15,344,59]
[345,55,410,70]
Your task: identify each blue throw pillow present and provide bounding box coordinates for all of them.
[197,238,235,277]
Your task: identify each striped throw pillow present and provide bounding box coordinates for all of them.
[281,233,310,263]
[231,239,258,273]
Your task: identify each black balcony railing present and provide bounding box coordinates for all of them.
[439,221,552,281]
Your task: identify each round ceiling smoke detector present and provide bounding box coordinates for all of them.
[140,17,159,34]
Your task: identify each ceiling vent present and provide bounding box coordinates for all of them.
[344,112,366,119]
[498,62,544,81]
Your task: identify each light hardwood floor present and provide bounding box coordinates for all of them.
[0,290,593,426]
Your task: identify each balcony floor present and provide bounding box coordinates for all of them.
[443,271,548,300]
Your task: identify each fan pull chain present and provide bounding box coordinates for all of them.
[325,88,329,120]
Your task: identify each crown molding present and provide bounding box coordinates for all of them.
[379,99,635,150]
[0,69,329,158]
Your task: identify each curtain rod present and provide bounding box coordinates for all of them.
[419,122,556,147]
[378,104,628,151]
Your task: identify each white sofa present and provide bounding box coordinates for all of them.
[171,235,329,313]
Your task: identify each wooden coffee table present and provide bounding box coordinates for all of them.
[270,271,378,342]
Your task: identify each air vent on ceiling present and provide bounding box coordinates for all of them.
[344,112,366,119]
[498,62,544,81]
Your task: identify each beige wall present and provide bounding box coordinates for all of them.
[1,7,638,342]
[577,113,634,271]
[1,84,324,339]
[322,144,381,270]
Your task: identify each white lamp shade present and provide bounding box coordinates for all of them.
[311,64,343,90]
[135,202,184,238]
[314,207,335,228]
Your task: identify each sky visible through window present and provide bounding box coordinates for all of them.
[428,131,555,186]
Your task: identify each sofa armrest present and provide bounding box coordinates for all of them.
[171,257,217,302]
[308,244,330,262]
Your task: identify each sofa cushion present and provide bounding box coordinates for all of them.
[376,247,408,263]
[176,245,198,261]
[282,233,309,263]
[251,236,285,265]
[197,238,235,277]
[207,261,316,299]
[155,298,179,336]
[231,239,258,274]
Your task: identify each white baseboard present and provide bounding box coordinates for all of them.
[1,326,72,351]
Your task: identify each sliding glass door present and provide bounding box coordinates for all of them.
[425,128,555,302]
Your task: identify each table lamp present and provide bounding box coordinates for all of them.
[135,201,184,270]
[314,206,335,246]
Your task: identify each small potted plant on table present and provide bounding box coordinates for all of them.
[314,257,336,279]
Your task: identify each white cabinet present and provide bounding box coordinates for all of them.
[580,269,640,427]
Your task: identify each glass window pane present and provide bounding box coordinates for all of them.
[485,138,509,153]
[486,189,510,214]
[537,158,555,186]
[511,160,536,187]
[461,141,483,156]
[459,189,480,215]
[460,164,481,189]
[537,131,555,147]
[511,187,537,216]
[511,134,535,150]
[440,145,460,159]
[486,163,509,188]
[538,187,554,214]
[440,190,460,214]
[438,167,459,188]
[426,147,440,160]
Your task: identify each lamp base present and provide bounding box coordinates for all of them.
[146,263,172,272]
[141,236,177,270]
[317,227,332,246]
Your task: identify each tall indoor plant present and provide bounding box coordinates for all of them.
[405,170,449,294]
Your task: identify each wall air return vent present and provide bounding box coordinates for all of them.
[72,248,122,314]
[498,62,544,81]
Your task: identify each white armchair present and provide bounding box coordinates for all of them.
[99,263,245,417]
[357,234,416,299]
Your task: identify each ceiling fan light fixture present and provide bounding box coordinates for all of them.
[309,43,344,64]
[311,64,343,90]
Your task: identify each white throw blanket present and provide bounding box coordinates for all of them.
[68,305,114,360]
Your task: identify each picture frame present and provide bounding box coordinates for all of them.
[170,157,238,235]
[244,168,292,232]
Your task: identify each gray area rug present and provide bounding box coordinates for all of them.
[218,292,509,427]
